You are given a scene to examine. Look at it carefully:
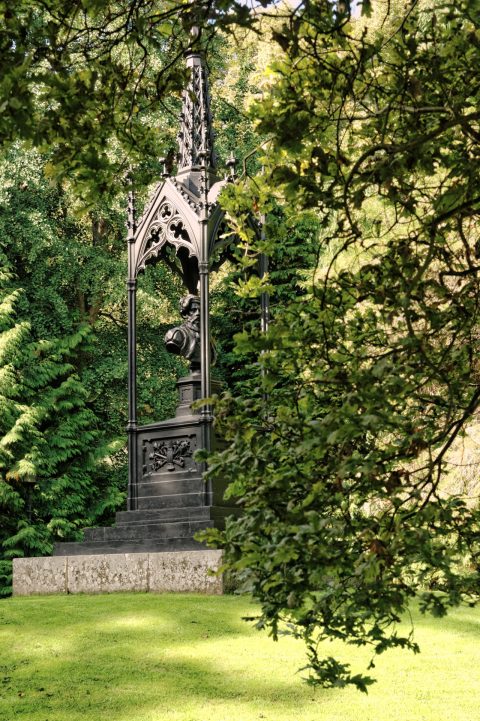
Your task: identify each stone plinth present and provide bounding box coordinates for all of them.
[12,550,224,596]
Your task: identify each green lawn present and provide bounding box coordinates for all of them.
[0,593,478,721]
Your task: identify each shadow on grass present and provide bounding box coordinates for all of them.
[408,604,480,637]
[3,594,479,721]
[0,594,325,721]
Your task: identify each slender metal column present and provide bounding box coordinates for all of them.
[259,198,270,335]
[126,185,138,511]
[199,157,213,505]
[199,155,212,415]
[259,252,270,333]
[259,215,270,413]
[199,259,213,505]
[199,257,211,410]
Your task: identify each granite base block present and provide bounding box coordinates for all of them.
[12,550,224,596]
[12,556,67,596]
[67,553,150,594]
[148,550,222,593]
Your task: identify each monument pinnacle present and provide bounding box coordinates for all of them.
[177,42,217,179]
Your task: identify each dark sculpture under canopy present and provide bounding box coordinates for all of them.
[165,295,201,369]
[164,294,217,370]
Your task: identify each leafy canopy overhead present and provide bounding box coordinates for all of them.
[0,0,273,201]
[201,0,480,691]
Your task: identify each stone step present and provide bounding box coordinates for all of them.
[137,476,205,498]
[116,505,240,526]
[83,519,212,543]
[116,506,211,525]
[142,469,201,482]
[53,536,207,556]
[136,492,204,510]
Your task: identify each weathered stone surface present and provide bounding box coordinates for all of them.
[13,556,67,596]
[148,550,223,594]
[12,550,224,595]
[67,553,149,594]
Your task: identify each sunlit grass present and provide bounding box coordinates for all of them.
[0,593,479,721]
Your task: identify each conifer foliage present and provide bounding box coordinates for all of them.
[0,258,113,595]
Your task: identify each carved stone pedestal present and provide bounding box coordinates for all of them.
[53,373,236,558]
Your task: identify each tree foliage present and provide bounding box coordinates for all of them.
[0,258,118,594]
[0,0,271,203]
[201,0,480,690]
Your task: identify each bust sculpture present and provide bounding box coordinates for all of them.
[164,294,201,370]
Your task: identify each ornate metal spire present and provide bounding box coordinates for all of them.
[125,30,236,517]
[177,39,217,178]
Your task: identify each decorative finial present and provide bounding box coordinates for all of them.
[226,152,237,180]
[159,157,168,178]
[126,173,136,241]
[177,38,216,174]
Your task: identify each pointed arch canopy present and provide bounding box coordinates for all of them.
[130,177,233,292]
